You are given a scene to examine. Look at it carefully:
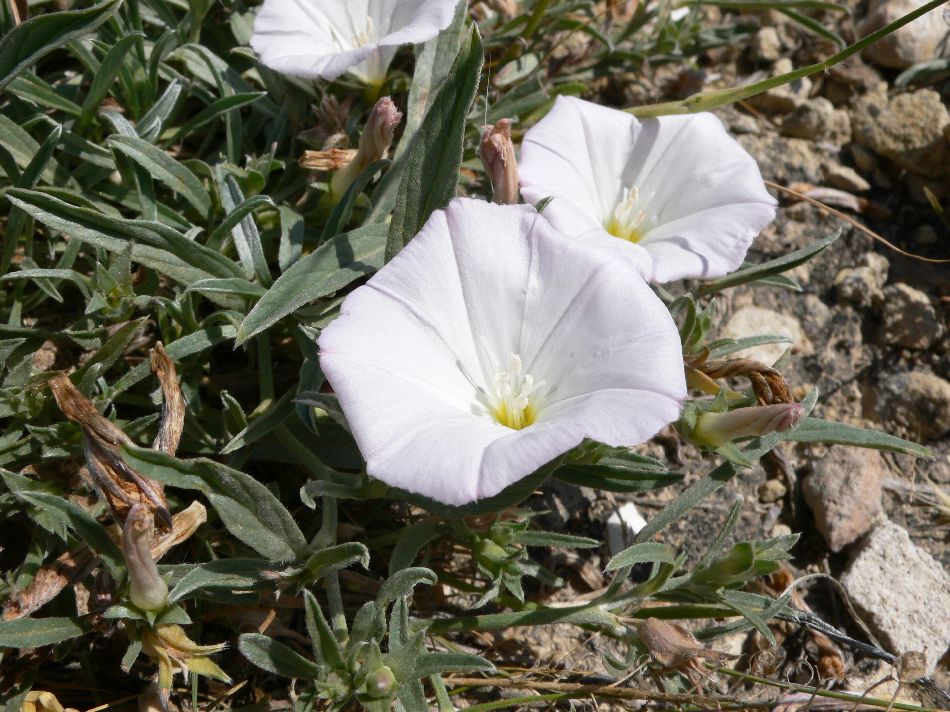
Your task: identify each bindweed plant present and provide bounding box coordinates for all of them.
[0,0,941,709]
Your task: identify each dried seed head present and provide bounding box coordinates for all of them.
[479,119,520,205]
[49,373,171,527]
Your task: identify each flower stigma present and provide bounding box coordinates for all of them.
[604,186,650,243]
[489,353,543,430]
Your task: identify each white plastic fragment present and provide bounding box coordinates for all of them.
[606,501,648,556]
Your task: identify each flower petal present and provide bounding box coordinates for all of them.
[251,0,377,80]
[251,0,460,83]
[623,113,777,282]
[520,96,634,224]
[519,97,776,283]
[376,0,461,47]
[320,198,686,505]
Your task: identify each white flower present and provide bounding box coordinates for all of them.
[519,97,777,283]
[251,0,461,86]
[318,198,686,505]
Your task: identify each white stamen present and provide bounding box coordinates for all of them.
[604,185,651,243]
[488,353,544,430]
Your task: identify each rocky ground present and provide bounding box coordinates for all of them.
[509,1,950,706]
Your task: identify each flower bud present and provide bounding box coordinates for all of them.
[479,119,519,205]
[329,96,402,198]
[692,402,805,447]
[362,664,398,699]
[123,504,169,611]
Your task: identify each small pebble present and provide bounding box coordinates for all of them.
[757,479,787,503]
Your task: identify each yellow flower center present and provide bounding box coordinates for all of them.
[490,354,542,430]
[604,186,649,243]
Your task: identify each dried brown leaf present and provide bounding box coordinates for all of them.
[49,374,170,527]
[150,343,185,456]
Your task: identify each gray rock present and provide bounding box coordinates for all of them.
[758,478,787,503]
[833,253,889,308]
[749,58,813,113]
[802,447,885,552]
[841,520,950,674]
[722,306,809,364]
[878,371,950,441]
[737,134,824,184]
[859,0,950,69]
[823,163,871,192]
[852,88,950,177]
[880,283,944,350]
[751,27,783,63]
[781,98,852,145]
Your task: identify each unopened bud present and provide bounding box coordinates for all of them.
[329,96,402,198]
[123,504,169,611]
[693,402,805,447]
[362,664,398,698]
[479,119,519,204]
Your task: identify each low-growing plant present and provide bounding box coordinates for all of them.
[0,0,942,709]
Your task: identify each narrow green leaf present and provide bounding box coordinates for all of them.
[169,92,266,143]
[215,173,272,285]
[185,277,265,298]
[784,417,931,458]
[13,490,123,577]
[121,446,309,562]
[5,73,83,117]
[0,617,89,648]
[321,158,389,241]
[412,652,494,678]
[238,633,322,679]
[367,0,467,223]
[107,135,212,215]
[0,0,122,92]
[605,542,677,571]
[168,559,272,603]
[5,188,242,282]
[220,388,295,455]
[385,24,483,261]
[695,230,841,297]
[236,223,387,345]
[297,542,369,583]
[79,33,142,128]
[377,567,437,608]
[303,590,343,670]
[511,531,600,548]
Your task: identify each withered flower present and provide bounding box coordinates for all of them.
[635,618,737,687]
[48,343,184,528]
[479,119,519,205]
[122,504,169,612]
[141,624,230,690]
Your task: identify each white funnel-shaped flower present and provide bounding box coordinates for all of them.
[519,97,777,283]
[251,0,461,86]
[318,198,687,505]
